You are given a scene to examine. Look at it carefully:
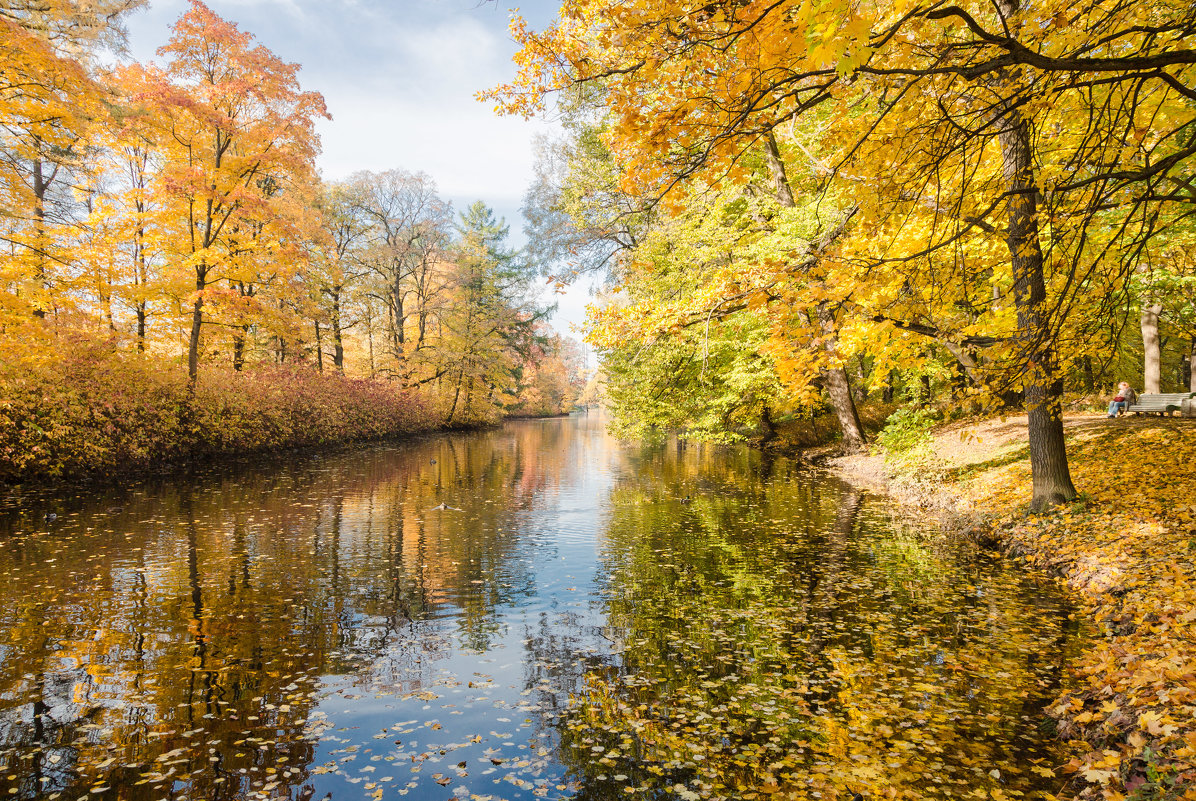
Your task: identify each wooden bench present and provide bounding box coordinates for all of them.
[1124,392,1196,416]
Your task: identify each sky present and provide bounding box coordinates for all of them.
[122,0,597,341]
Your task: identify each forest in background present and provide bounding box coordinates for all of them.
[496,0,1196,511]
[0,0,584,481]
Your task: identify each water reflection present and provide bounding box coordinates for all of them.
[0,414,1082,800]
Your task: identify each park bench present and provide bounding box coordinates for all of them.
[1124,392,1196,417]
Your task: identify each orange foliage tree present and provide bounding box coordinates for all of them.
[138,0,327,382]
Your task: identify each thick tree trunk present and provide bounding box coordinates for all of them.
[996,97,1077,510]
[824,366,866,453]
[817,305,867,454]
[1141,301,1162,393]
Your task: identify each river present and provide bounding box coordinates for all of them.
[0,412,1084,801]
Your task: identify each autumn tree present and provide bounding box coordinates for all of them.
[506,331,586,417]
[349,168,453,375]
[77,62,173,350]
[490,0,1196,509]
[441,201,545,424]
[308,181,373,372]
[522,121,648,283]
[143,0,326,382]
[0,0,145,323]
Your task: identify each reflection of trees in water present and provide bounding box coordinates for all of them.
[0,420,591,800]
[560,442,1085,800]
[517,607,608,742]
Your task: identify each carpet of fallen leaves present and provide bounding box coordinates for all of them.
[857,415,1196,801]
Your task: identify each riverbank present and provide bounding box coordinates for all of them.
[0,343,440,484]
[831,413,1196,800]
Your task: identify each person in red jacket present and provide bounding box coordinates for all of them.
[1107,381,1137,417]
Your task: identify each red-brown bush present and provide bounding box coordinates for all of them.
[0,339,438,483]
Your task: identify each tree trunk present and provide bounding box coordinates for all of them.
[232,327,246,372]
[765,132,796,207]
[758,402,777,446]
[136,303,147,352]
[187,268,206,385]
[995,92,1076,510]
[331,288,345,372]
[1081,355,1096,393]
[367,306,376,379]
[463,376,475,417]
[314,320,323,373]
[392,277,406,359]
[763,137,866,453]
[817,305,867,453]
[1187,336,1195,392]
[1141,301,1162,393]
[134,194,150,353]
[447,367,465,424]
[853,355,869,403]
[31,158,48,319]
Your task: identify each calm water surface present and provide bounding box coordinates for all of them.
[0,413,1084,801]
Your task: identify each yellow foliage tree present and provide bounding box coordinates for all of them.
[0,0,144,324]
[488,0,1196,509]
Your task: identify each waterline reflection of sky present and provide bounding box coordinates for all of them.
[0,413,1083,801]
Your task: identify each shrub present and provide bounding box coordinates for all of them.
[876,407,940,454]
[0,339,439,483]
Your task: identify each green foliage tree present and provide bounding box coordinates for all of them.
[441,201,546,424]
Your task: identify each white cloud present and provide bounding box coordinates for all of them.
[317,89,552,195]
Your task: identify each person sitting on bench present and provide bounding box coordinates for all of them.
[1107,381,1137,418]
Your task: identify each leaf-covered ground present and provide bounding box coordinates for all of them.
[836,415,1196,800]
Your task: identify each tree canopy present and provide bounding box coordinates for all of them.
[487,0,1196,509]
